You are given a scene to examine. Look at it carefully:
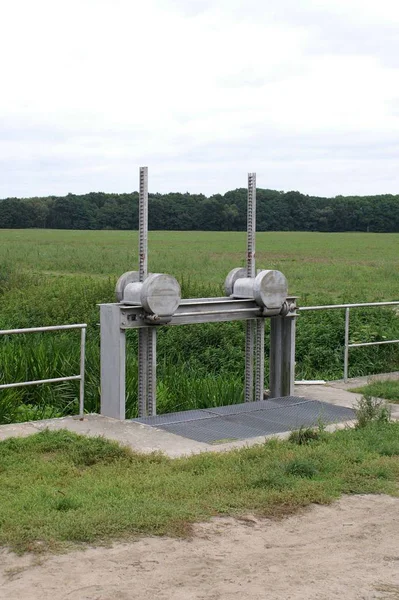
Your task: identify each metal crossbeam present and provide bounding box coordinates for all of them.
[118,298,296,328]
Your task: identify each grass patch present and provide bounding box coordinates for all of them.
[0,423,398,553]
[351,380,399,404]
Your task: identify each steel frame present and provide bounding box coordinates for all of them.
[100,168,297,420]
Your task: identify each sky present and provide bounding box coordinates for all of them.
[1,0,399,198]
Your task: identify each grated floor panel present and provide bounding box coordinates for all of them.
[132,396,354,444]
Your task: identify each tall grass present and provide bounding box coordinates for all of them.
[0,230,398,424]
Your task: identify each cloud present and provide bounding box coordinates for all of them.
[0,0,399,198]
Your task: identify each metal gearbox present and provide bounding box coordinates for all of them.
[226,269,288,312]
[116,271,181,320]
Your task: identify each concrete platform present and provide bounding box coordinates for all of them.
[0,375,397,458]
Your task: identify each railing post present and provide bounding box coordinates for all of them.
[79,326,86,418]
[344,307,350,382]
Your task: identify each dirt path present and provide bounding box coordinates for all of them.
[1,495,398,600]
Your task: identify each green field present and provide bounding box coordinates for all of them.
[0,230,398,423]
[1,229,399,302]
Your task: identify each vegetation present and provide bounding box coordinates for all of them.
[0,230,398,423]
[0,188,398,232]
[288,425,325,445]
[0,422,398,553]
[353,395,392,428]
[351,380,399,404]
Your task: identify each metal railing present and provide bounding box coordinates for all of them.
[298,302,399,382]
[0,324,87,417]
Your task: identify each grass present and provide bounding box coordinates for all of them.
[351,380,399,404]
[0,422,398,553]
[1,230,398,302]
[0,230,398,422]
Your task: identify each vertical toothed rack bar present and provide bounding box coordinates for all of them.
[138,167,148,282]
[138,167,148,417]
[244,173,256,402]
[137,167,157,417]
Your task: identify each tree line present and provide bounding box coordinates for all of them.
[0,188,398,232]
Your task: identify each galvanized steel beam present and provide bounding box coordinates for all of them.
[117,298,294,328]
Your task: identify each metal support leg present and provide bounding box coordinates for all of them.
[255,319,265,401]
[269,316,296,397]
[269,317,282,397]
[281,316,296,396]
[100,304,126,419]
[138,328,148,417]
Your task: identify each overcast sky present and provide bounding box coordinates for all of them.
[1,0,399,198]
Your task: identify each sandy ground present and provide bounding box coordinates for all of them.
[1,495,398,600]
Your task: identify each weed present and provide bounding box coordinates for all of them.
[288,426,323,445]
[284,458,319,478]
[54,497,81,512]
[354,395,392,428]
[251,472,292,490]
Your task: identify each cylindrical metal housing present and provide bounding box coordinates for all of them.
[224,267,247,296]
[232,270,288,310]
[123,273,181,317]
[115,270,140,302]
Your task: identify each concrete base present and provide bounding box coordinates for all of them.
[0,374,397,458]
[0,414,312,458]
[328,371,399,391]
[294,371,399,419]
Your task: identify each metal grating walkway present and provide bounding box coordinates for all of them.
[132,396,355,444]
